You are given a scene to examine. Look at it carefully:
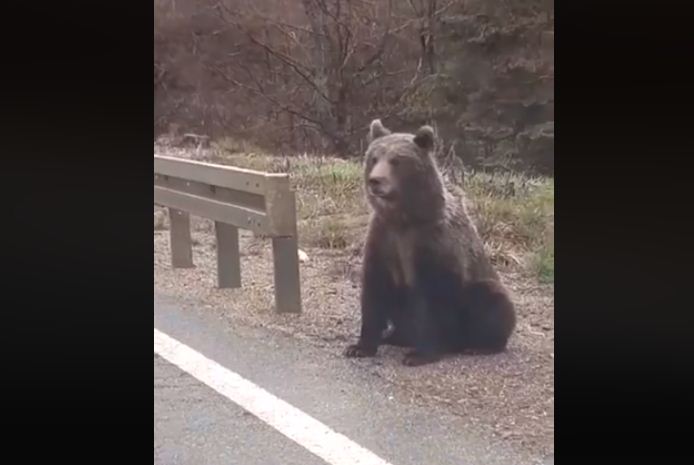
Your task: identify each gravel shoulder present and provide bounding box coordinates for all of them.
[154,219,554,457]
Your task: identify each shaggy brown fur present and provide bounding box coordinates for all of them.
[343,119,516,366]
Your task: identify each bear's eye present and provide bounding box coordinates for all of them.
[389,158,400,167]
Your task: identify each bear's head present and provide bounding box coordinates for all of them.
[364,119,445,223]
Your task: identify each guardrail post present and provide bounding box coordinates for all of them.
[272,235,301,314]
[268,189,301,314]
[168,208,194,268]
[215,221,241,288]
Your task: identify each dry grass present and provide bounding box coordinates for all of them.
[213,136,268,158]
[210,148,554,280]
[465,172,554,282]
[209,150,368,250]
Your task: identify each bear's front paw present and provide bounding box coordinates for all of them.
[402,350,442,367]
[344,344,377,358]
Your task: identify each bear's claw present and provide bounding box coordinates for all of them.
[343,344,377,358]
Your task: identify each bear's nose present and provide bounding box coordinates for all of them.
[368,177,384,189]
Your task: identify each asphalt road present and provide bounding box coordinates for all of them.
[154,293,552,465]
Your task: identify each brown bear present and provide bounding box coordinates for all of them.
[343,119,516,366]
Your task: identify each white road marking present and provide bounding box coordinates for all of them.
[154,328,394,465]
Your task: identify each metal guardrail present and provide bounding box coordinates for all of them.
[154,155,302,313]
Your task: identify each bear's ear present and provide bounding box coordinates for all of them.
[413,125,435,151]
[368,119,391,143]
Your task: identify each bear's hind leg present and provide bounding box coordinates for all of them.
[457,280,517,353]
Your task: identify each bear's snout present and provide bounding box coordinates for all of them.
[367,176,392,198]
